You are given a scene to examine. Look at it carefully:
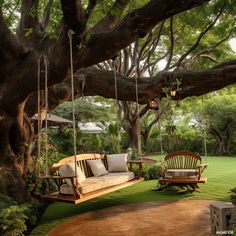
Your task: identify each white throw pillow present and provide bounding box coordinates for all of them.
[87,159,108,177]
[59,161,86,186]
[106,153,128,172]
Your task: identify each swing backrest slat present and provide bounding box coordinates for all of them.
[51,153,107,178]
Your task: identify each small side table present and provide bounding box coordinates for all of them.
[128,158,156,178]
[210,201,236,235]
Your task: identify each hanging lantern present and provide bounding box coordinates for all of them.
[149,99,158,109]
[170,90,176,97]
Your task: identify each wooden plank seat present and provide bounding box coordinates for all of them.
[159,151,208,184]
[42,153,144,204]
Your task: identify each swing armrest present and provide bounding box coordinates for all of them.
[127,160,144,178]
[40,175,79,195]
[127,159,156,178]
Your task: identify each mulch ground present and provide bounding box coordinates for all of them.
[48,200,214,236]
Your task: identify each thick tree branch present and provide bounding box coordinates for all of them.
[91,0,130,33]
[142,22,165,75]
[41,0,54,30]
[4,0,211,114]
[21,0,211,102]
[199,54,219,63]
[61,0,86,38]
[75,0,210,69]
[188,25,236,66]
[0,12,22,62]
[25,60,236,117]
[170,6,224,69]
[85,0,97,21]
[138,105,150,119]
[164,63,236,99]
[163,17,174,71]
[19,0,41,47]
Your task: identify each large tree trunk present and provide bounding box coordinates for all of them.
[209,128,229,155]
[122,117,142,157]
[131,119,142,157]
[0,109,33,203]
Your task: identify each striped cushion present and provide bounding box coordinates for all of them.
[165,169,198,178]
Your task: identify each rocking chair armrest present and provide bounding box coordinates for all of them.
[197,163,208,171]
[197,163,208,168]
[158,165,165,177]
[157,162,166,176]
[196,163,208,176]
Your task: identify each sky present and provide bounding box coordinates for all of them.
[229,38,236,52]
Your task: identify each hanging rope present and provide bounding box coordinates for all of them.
[68,29,78,185]
[37,58,42,177]
[134,60,142,160]
[113,59,119,118]
[202,96,207,156]
[44,55,49,176]
[156,106,163,155]
[81,75,86,99]
[134,63,140,116]
[113,59,121,153]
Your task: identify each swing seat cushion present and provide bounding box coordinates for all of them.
[106,153,128,172]
[59,171,135,195]
[59,161,86,185]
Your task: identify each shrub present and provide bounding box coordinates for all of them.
[132,165,161,180]
[0,204,28,236]
[0,195,44,236]
[24,171,57,197]
[233,226,236,236]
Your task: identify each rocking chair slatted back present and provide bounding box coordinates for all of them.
[165,151,202,169]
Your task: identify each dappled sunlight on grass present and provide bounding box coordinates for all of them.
[30,155,236,236]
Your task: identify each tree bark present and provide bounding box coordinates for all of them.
[0,112,33,203]
[131,119,142,157]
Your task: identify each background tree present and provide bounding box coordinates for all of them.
[97,0,236,155]
[53,96,113,122]
[202,95,236,154]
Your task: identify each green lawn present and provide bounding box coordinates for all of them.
[30,156,236,236]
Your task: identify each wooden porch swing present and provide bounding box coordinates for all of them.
[42,154,144,204]
[37,30,144,204]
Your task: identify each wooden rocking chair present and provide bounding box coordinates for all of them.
[157,151,208,192]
